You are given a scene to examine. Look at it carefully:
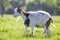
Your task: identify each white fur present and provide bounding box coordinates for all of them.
[28,11,51,37]
[28,11,51,26]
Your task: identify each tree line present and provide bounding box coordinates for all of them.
[0,0,60,17]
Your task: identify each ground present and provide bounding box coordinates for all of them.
[0,14,60,40]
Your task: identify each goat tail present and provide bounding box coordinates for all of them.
[51,20,56,28]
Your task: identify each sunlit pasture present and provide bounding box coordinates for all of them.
[0,14,60,40]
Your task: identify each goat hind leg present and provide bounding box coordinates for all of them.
[44,25,49,37]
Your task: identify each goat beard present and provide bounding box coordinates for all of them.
[16,16,20,22]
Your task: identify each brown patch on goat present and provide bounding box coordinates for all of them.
[45,18,53,28]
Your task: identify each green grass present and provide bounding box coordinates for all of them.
[0,15,60,40]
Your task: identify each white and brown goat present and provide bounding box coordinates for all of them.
[14,7,55,37]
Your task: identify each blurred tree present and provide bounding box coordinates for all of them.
[10,0,25,8]
[26,0,60,15]
[0,0,59,15]
[0,0,4,17]
[42,0,57,8]
[5,0,26,14]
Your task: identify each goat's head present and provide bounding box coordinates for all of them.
[14,5,23,17]
[14,7,22,17]
[14,8,19,17]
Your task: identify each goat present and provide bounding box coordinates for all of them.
[14,7,55,37]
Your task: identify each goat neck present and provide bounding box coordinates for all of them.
[20,9,27,21]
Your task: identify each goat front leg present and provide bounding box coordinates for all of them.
[31,26,34,36]
[24,25,27,35]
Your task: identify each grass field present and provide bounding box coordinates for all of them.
[0,14,60,40]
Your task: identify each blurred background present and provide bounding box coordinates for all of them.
[0,0,60,17]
